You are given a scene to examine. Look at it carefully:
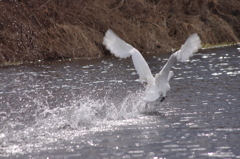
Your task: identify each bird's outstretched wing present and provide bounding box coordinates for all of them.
[176,33,201,61]
[156,33,201,85]
[103,29,154,84]
[103,29,133,58]
[155,52,177,87]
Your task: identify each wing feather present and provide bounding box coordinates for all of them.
[103,29,133,58]
[130,49,154,84]
[155,33,201,92]
[155,53,177,86]
[103,29,154,84]
[176,33,201,61]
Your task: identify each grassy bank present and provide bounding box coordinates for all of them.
[0,0,239,64]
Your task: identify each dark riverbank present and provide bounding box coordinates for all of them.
[0,0,239,64]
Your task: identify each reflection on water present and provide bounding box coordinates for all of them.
[0,45,240,158]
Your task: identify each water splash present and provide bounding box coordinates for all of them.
[0,90,147,156]
[35,90,146,129]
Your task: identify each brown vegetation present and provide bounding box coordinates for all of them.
[0,0,239,64]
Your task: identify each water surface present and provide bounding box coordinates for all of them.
[0,45,240,158]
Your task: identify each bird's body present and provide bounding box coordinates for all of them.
[103,29,201,102]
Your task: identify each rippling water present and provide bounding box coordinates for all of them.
[0,45,240,158]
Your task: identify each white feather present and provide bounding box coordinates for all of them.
[177,33,202,61]
[103,29,154,84]
[144,83,160,101]
[103,29,133,58]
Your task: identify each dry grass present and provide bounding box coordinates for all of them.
[0,0,239,64]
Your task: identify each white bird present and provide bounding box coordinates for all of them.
[103,29,201,102]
